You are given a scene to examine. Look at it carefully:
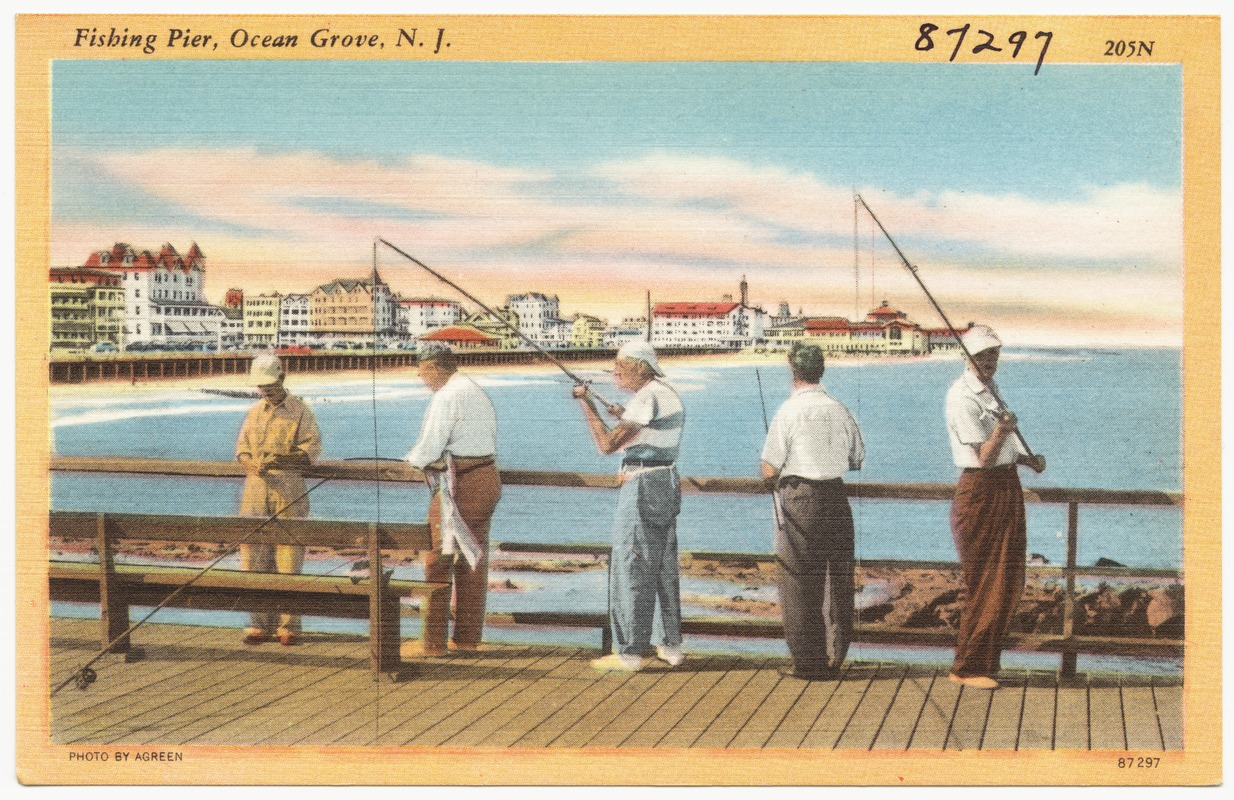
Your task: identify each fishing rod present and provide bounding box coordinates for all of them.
[376,238,620,411]
[753,367,784,533]
[53,474,333,695]
[853,194,1036,457]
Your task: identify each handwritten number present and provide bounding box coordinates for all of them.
[972,30,1002,54]
[946,24,970,62]
[915,24,938,51]
[1034,30,1053,75]
[1008,31,1027,58]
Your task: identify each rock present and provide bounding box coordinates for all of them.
[1147,587,1184,638]
[1027,552,1050,565]
[859,603,894,623]
[1094,557,1126,568]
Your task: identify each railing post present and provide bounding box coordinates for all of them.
[96,512,130,653]
[1059,501,1079,679]
[367,522,399,676]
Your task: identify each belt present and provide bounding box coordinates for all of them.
[424,455,496,474]
[962,464,1015,474]
[779,475,843,486]
[621,459,674,468]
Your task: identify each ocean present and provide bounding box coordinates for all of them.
[49,347,1183,673]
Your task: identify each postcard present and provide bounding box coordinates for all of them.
[14,11,1220,786]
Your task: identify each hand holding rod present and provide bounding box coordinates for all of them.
[377,238,617,408]
[854,195,1036,458]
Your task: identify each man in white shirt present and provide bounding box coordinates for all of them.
[573,340,685,672]
[760,342,864,679]
[944,325,1046,690]
[405,344,500,656]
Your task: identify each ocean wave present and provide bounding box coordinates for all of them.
[52,402,250,428]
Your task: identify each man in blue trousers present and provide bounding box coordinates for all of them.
[572,341,685,671]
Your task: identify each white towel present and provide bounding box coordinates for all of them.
[426,454,484,568]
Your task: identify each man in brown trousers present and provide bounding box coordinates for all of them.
[944,326,1046,689]
[404,344,500,656]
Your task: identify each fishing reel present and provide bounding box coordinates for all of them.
[73,666,97,691]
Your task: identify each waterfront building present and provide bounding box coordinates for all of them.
[278,293,312,347]
[418,324,500,350]
[924,324,975,354]
[764,318,806,349]
[601,316,649,349]
[48,268,125,351]
[790,301,931,355]
[219,307,244,349]
[570,314,607,349]
[224,288,244,310]
[309,268,396,347]
[243,292,281,347]
[507,292,573,349]
[651,276,769,350]
[397,297,464,339]
[463,308,521,350]
[85,242,228,349]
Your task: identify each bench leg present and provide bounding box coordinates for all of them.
[97,513,130,654]
[370,592,401,676]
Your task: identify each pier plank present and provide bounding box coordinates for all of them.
[1088,683,1128,751]
[980,674,1027,750]
[907,672,961,750]
[1152,681,1183,751]
[944,681,995,751]
[831,665,908,750]
[763,667,847,749]
[334,649,536,746]
[548,662,679,748]
[619,660,728,748]
[1053,678,1091,750]
[870,668,937,750]
[656,656,755,748]
[800,664,882,749]
[689,659,777,749]
[406,649,573,747]
[1121,684,1165,751]
[583,662,706,748]
[47,619,1181,751]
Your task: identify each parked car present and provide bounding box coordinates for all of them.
[90,342,118,354]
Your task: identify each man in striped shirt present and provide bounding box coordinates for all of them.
[573,341,686,672]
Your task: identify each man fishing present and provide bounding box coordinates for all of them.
[405,343,500,656]
[235,353,322,646]
[945,325,1046,690]
[760,342,864,679]
[573,340,685,672]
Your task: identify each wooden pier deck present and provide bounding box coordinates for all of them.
[49,617,1182,750]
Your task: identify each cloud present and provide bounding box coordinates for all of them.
[54,147,1182,345]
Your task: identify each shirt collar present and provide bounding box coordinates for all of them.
[962,368,994,395]
[792,383,826,398]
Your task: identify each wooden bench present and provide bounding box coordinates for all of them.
[49,510,449,676]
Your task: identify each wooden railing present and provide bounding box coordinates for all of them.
[49,456,1183,676]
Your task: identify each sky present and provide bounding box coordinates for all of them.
[50,59,1184,346]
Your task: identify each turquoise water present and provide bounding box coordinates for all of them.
[52,348,1183,568]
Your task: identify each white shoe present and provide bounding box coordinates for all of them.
[656,645,685,667]
[591,653,644,672]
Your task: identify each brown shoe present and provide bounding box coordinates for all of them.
[243,630,270,646]
[401,640,447,658]
[949,673,999,690]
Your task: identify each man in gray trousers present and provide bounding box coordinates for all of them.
[760,342,865,679]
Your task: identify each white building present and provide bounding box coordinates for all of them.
[507,292,573,349]
[279,293,312,346]
[85,242,228,348]
[398,297,464,339]
[244,292,281,347]
[650,277,769,350]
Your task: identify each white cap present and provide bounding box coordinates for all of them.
[616,340,664,377]
[960,325,1002,355]
[249,353,284,386]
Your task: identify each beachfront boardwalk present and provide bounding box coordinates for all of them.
[50,617,1182,750]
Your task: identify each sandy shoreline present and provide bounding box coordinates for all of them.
[48,350,958,400]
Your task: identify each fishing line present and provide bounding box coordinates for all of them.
[52,476,333,695]
[853,194,1036,456]
[376,238,620,410]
